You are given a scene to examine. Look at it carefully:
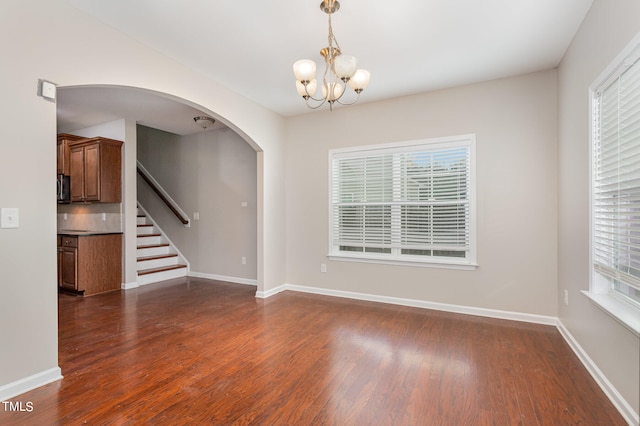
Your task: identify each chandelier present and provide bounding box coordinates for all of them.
[293,0,370,111]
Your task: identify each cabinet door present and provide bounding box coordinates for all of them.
[83,144,100,201]
[60,247,78,290]
[56,140,64,175]
[57,247,62,287]
[57,134,85,176]
[69,146,85,202]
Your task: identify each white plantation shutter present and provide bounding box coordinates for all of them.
[592,46,640,302]
[330,136,475,266]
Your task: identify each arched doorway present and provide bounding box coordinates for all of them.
[56,85,261,293]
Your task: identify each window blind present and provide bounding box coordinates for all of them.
[592,49,640,301]
[330,137,474,265]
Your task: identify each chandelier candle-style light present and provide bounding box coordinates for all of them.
[293,0,370,110]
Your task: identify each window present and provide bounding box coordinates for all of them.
[329,135,476,269]
[589,34,640,331]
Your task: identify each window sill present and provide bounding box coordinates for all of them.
[328,254,478,271]
[581,290,640,336]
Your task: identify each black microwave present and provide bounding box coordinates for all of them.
[57,174,70,203]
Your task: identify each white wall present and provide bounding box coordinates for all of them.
[61,118,126,140]
[137,125,257,282]
[0,12,60,397]
[285,70,558,316]
[557,0,640,419]
[0,0,285,397]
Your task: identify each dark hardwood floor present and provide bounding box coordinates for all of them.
[1,277,626,425]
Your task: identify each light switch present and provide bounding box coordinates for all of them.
[1,208,19,229]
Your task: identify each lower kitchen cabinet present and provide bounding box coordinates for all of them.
[58,233,122,296]
[59,244,78,290]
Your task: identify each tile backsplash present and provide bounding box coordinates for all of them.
[57,203,122,232]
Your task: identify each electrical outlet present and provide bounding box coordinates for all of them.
[564,289,569,306]
[101,212,106,221]
[194,212,199,220]
[321,263,327,273]
[242,257,246,265]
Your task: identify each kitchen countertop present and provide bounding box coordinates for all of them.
[58,230,123,236]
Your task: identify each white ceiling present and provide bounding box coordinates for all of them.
[57,86,225,136]
[58,0,593,133]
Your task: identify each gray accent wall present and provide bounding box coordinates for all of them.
[137,125,257,281]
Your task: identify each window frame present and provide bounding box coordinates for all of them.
[586,32,640,336]
[328,134,477,270]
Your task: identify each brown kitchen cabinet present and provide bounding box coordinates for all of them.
[57,133,86,176]
[58,233,122,296]
[57,235,63,287]
[69,137,123,203]
[59,245,78,290]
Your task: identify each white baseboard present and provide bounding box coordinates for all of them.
[255,284,288,299]
[188,271,257,287]
[262,283,556,325]
[556,320,639,426]
[0,367,62,401]
[121,281,139,290]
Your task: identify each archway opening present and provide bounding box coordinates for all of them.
[56,84,263,300]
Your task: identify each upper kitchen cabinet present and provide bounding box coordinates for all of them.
[57,133,86,176]
[69,137,123,203]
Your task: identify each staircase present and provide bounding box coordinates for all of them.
[136,207,188,285]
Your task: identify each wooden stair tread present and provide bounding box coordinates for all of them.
[137,243,170,250]
[137,233,161,238]
[137,253,178,262]
[137,224,153,227]
[138,264,187,276]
